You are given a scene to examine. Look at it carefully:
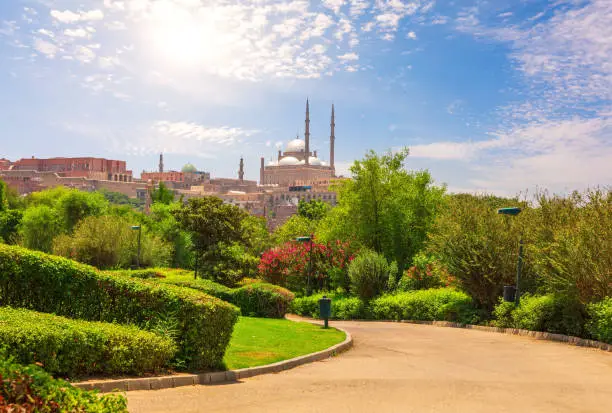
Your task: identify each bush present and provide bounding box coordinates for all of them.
[586,298,612,344]
[290,293,365,320]
[0,353,127,412]
[349,250,396,302]
[0,245,239,370]
[492,294,586,336]
[0,307,176,377]
[112,268,295,318]
[369,288,477,323]
[397,253,452,291]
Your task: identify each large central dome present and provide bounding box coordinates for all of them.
[285,139,305,153]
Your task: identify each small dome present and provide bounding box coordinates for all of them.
[309,156,322,166]
[182,163,197,173]
[285,139,305,152]
[279,156,300,166]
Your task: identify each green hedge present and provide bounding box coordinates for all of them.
[370,288,477,323]
[0,245,239,370]
[110,268,294,318]
[492,294,586,337]
[0,307,176,377]
[290,293,365,320]
[0,353,127,412]
[587,298,612,344]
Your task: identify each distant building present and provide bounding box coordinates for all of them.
[141,155,210,189]
[10,156,133,182]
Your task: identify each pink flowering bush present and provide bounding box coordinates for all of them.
[259,239,355,293]
[397,253,456,291]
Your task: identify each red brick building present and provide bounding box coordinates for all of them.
[10,157,133,182]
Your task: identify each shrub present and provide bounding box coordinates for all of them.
[492,294,586,336]
[349,250,396,302]
[19,205,63,253]
[369,288,477,323]
[397,253,452,291]
[112,268,294,318]
[586,298,612,344]
[0,245,239,370]
[290,293,364,320]
[0,353,127,412]
[0,307,176,377]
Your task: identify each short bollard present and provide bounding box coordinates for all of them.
[503,285,516,303]
[318,295,332,329]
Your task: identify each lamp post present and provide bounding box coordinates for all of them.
[131,225,142,269]
[497,207,522,304]
[296,235,314,296]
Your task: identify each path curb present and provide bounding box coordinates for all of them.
[72,326,352,393]
[397,320,612,352]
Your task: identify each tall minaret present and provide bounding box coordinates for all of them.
[159,153,164,173]
[305,98,310,165]
[330,104,335,176]
[260,157,265,185]
[238,157,244,182]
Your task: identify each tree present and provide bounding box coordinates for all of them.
[0,209,23,244]
[297,199,329,221]
[0,180,7,212]
[57,190,108,232]
[317,149,445,271]
[151,182,174,205]
[147,202,193,268]
[19,205,63,252]
[273,215,318,244]
[172,197,248,277]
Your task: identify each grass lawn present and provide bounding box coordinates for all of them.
[224,317,346,370]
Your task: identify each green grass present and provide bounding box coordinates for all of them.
[224,317,346,370]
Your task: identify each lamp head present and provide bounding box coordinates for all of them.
[497,207,522,216]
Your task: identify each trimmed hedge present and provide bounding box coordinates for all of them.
[370,288,477,323]
[0,353,127,412]
[111,268,294,318]
[0,307,176,377]
[0,245,239,370]
[587,298,612,344]
[290,293,365,320]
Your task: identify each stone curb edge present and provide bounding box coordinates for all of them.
[397,320,612,352]
[72,326,353,393]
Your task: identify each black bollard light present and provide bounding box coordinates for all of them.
[318,295,332,328]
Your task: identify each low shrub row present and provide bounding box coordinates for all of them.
[0,245,239,370]
[290,293,365,320]
[0,307,176,377]
[0,353,127,412]
[111,268,294,318]
[493,294,612,343]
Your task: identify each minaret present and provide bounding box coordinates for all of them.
[305,99,310,164]
[238,157,244,182]
[278,150,282,161]
[158,153,164,173]
[330,104,335,176]
[260,157,265,185]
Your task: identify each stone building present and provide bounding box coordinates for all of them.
[141,154,210,189]
[260,100,336,186]
[10,156,132,182]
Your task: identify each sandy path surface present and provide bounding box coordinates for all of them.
[128,320,612,413]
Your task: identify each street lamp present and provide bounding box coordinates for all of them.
[296,235,314,296]
[497,207,522,304]
[131,225,142,269]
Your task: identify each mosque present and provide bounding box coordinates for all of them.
[260,99,336,186]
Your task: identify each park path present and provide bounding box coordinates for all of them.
[128,320,612,413]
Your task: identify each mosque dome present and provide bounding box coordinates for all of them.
[279,156,300,166]
[286,139,305,152]
[181,163,197,173]
[308,156,322,166]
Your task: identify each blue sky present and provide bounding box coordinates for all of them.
[0,0,610,195]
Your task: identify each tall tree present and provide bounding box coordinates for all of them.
[317,149,445,271]
[297,199,329,221]
[151,182,175,205]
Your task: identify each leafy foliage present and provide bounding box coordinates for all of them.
[0,352,127,412]
[586,298,612,344]
[0,245,239,370]
[397,252,453,291]
[317,149,445,271]
[290,293,365,320]
[19,205,63,252]
[0,209,22,244]
[297,199,329,221]
[0,307,176,377]
[348,250,397,302]
[150,182,175,205]
[369,288,477,323]
[272,215,318,244]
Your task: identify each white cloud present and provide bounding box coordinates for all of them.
[50,9,104,24]
[37,28,54,38]
[338,52,358,61]
[75,45,96,63]
[64,28,91,38]
[153,121,257,146]
[322,0,346,15]
[33,38,58,58]
[407,31,417,39]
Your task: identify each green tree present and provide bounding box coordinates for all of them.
[172,197,248,277]
[318,149,445,271]
[273,215,318,244]
[147,202,193,268]
[297,199,329,221]
[19,205,63,252]
[57,190,108,232]
[0,180,7,212]
[0,209,23,244]
[151,182,175,205]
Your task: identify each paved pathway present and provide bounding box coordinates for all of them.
[129,321,612,413]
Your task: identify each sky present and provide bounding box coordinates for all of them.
[0,0,610,196]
